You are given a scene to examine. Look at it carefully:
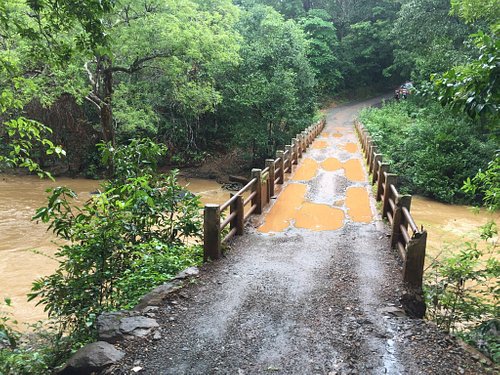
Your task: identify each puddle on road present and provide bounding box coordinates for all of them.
[320,158,366,182]
[321,158,343,171]
[258,182,346,233]
[343,159,365,182]
[292,159,319,181]
[342,143,359,154]
[294,202,344,231]
[345,187,373,223]
[312,140,328,149]
[258,184,307,233]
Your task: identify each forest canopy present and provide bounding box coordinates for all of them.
[0,0,498,177]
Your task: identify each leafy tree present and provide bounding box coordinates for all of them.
[17,0,240,147]
[430,0,499,122]
[30,139,203,342]
[463,152,500,211]
[387,0,472,82]
[0,0,66,176]
[214,5,316,161]
[299,9,342,95]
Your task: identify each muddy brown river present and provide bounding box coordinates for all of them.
[0,174,229,327]
[0,174,497,327]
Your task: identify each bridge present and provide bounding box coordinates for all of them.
[110,98,486,374]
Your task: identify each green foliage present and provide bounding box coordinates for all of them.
[387,0,472,82]
[463,152,500,211]
[29,139,203,344]
[0,5,66,177]
[451,0,500,25]
[0,299,72,375]
[215,5,316,162]
[359,98,497,203]
[431,30,499,121]
[425,222,500,362]
[299,9,342,95]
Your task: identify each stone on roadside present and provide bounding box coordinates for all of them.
[58,341,124,375]
[119,316,159,338]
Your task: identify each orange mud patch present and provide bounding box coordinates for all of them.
[321,132,329,137]
[342,143,359,153]
[332,133,343,138]
[258,184,307,233]
[343,159,365,182]
[312,140,328,149]
[321,158,343,172]
[292,158,319,181]
[294,203,344,231]
[345,187,373,223]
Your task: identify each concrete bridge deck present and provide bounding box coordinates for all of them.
[111,98,488,375]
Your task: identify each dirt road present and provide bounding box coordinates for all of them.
[112,99,490,374]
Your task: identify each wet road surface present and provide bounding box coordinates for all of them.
[112,98,490,375]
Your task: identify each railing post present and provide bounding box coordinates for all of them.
[294,137,302,159]
[376,163,390,201]
[369,146,379,174]
[276,150,285,184]
[229,194,244,236]
[266,159,276,197]
[403,230,427,291]
[390,194,412,249]
[301,132,307,152]
[372,153,383,184]
[251,168,263,214]
[292,139,299,164]
[204,204,221,261]
[382,173,398,219]
[285,145,293,172]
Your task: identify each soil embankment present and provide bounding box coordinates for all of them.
[109,98,491,374]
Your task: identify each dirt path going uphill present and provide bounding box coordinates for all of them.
[110,98,491,375]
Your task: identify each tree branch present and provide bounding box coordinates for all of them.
[109,52,171,74]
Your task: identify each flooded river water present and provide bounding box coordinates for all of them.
[0,174,229,326]
[0,174,497,326]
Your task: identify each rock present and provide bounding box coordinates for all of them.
[378,306,407,318]
[98,311,131,343]
[174,266,199,280]
[134,281,183,311]
[400,292,426,318]
[119,316,159,338]
[59,341,124,375]
[98,313,158,342]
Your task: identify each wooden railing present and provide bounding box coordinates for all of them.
[203,119,326,261]
[355,120,427,291]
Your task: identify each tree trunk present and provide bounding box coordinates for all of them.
[101,56,115,145]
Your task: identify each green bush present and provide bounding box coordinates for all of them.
[425,222,500,363]
[359,97,497,203]
[0,138,205,373]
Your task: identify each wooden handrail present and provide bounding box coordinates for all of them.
[204,118,326,261]
[355,120,427,292]
[221,210,238,230]
[402,207,418,233]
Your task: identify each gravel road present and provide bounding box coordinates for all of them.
[109,98,493,375]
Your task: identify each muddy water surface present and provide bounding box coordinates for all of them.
[0,174,230,326]
[410,196,499,264]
